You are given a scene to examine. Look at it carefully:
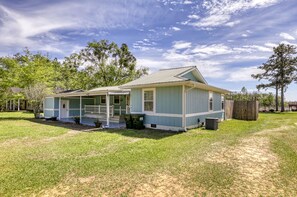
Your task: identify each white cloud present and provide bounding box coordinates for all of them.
[225,20,241,27]
[241,33,248,37]
[188,14,200,19]
[171,26,181,31]
[279,32,295,40]
[172,41,192,50]
[264,42,278,48]
[188,0,279,29]
[192,44,233,57]
[0,1,161,54]
[183,0,193,4]
[227,66,263,82]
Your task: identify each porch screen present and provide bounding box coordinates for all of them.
[144,90,154,112]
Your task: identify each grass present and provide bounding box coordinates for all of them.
[0,112,297,196]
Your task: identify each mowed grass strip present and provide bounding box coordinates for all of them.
[0,112,297,196]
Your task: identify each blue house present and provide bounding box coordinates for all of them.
[43,66,229,131]
[121,66,229,131]
[43,87,131,127]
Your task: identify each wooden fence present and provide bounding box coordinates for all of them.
[225,100,258,121]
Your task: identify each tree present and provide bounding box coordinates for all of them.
[252,44,297,112]
[24,84,51,118]
[259,93,274,110]
[65,40,148,89]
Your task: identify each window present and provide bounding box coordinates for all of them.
[221,95,224,110]
[114,95,120,104]
[209,92,213,111]
[101,96,106,104]
[143,90,154,112]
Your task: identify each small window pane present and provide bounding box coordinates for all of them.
[144,91,153,101]
[114,95,120,104]
[210,98,213,111]
[144,101,153,111]
[101,96,106,104]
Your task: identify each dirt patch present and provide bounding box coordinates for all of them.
[36,174,97,197]
[255,125,294,135]
[112,173,193,197]
[205,137,283,196]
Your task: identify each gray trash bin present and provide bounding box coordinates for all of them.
[205,118,219,130]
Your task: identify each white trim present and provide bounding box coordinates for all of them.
[45,97,54,99]
[142,88,156,113]
[182,85,186,129]
[113,95,120,104]
[131,112,182,118]
[106,94,110,127]
[44,108,59,111]
[58,97,61,120]
[186,110,224,118]
[79,96,82,124]
[209,91,213,112]
[144,124,184,132]
[61,97,94,100]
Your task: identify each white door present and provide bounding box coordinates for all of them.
[60,100,69,118]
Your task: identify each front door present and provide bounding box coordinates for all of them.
[60,100,69,118]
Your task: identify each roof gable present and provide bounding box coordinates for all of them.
[122,66,207,88]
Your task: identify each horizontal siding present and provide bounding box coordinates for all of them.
[145,115,182,127]
[44,98,54,109]
[54,98,59,109]
[186,112,224,128]
[44,109,54,118]
[182,71,198,82]
[60,98,95,109]
[131,88,142,112]
[44,109,59,118]
[156,86,182,114]
[213,92,222,111]
[186,88,209,114]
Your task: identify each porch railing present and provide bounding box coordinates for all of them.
[84,105,131,116]
[84,105,114,117]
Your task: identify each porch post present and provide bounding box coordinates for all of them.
[12,100,15,111]
[106,93,110,127]
[17,99,20,111]
[58,97,61,120]
[6,101,8,111]
[79,96,82,124]
[10,100,12,110]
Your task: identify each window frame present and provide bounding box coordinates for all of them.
[100,96,106,104]
[221,95,224,110]
[209,91,213,111]
[114,95,120,104]
[142,88,156,113]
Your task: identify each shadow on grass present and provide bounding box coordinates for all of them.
[97,128,179,140]
[0,112,178,140]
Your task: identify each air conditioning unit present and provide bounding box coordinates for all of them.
[205,118,219,130]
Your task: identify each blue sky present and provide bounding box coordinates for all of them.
[0,0,297,100]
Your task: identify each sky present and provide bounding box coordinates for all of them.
[0,0,297,100]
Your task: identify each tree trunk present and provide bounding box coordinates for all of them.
[275,85,279,111]
[281,85,285,112]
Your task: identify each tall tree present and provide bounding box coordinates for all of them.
[252,44,297,112]
[65,40,148,89]
[24,83,51,118]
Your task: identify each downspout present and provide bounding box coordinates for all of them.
[106,93,110,128]
[79,96,82,124]
[58,97,61,120]
[184,84,195,131]
[182,85,186,131]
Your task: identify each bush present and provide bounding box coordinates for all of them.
[73,116,80,124]
[269,109,275,113]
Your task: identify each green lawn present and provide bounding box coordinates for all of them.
[0,112,297,196]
